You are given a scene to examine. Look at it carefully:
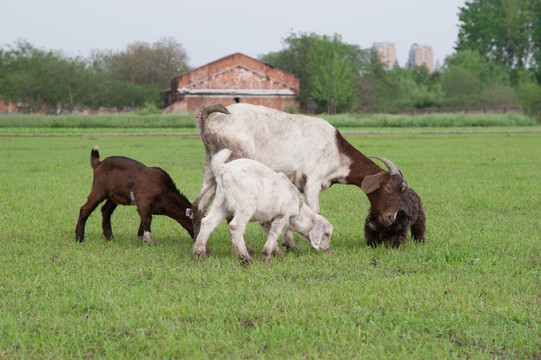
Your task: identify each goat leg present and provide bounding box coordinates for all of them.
[282,230,299,252]
[137,209,156,246]
[261,217,287,261]
[364,224,381,247]
[193,206,226,259]
[228,215,252,265]
[411,210,426,243]
[75,197,103,242]
[101,199,117,240]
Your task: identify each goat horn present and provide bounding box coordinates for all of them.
[370,156,401,177]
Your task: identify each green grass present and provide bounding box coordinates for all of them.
[0,111,537,135]
[0,113,196,128]
[0,132,540,359]
[320,112,537,127]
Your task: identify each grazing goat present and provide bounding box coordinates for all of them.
[75,146,194,245]
[193,149,333,264]
[192,102,407,251]
[364,186,425,248]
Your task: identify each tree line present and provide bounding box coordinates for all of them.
[0,37,189,113]
[1,0,540,118]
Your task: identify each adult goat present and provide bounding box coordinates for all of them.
[192,102,406,251]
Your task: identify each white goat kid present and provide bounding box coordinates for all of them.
[192,149,333,264]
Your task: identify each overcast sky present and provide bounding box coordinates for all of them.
[2,0,466,69]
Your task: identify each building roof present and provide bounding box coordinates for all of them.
[177,87,296,96]
[171,52,299,93]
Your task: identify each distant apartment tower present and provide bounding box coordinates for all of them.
[409,44,434,72]
[373,42,396,70]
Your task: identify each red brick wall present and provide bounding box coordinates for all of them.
[166,96,297,114]
[174,53,299,91]
[167,53,299,113]
[0,99,17,113]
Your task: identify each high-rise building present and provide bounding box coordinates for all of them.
[409,44,434,73]
[373,42,397,70]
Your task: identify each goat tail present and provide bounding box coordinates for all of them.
[210,148,232,177]
[195,102,230,132]
[90,146,101,169]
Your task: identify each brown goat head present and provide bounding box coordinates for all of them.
[361,157,407,227]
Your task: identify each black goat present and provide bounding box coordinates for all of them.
[75,146,194,245]
[364,187,426,248]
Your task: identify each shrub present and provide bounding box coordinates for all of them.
[518,83,541,122]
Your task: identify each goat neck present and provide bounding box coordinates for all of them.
[166,192,195,239]
[335,130,383,187]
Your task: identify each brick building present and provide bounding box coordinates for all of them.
[165,53,299,113]
[0,98,18,114]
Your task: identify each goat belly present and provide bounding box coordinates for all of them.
[108,192,132,205]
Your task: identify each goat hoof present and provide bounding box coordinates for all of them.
[239,256,252,266]
[284,243,299,252]
[272,248,285,258]
[193,244,208,259]
[194,251,207,261]
[205,245,212,256]
[246,245,256,256]
[139,232,157,246]
[261,252,272,262]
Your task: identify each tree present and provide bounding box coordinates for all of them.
[354,51,443,113]
[456,0,538,82]
[445,50,511,86]
[261,32,369,113]
[260,32,321,108]
[481,84,517,106]
[107,37,189,88]
[52,56,93,113]
[0,41,59,112]
[441,66,482,107]
[518,83,541,119]
[532,1,541,81]
[308,35,356,114]
[354,50,388,113]
[0,40,98,113]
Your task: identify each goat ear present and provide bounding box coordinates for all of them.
[361,173,384,194]
[186,208,194,219]
[308,221,324,250]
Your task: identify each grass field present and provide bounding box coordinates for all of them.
[0,111,537,131]
[0,130,540,359]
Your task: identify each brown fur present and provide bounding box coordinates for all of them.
[335,131,407,227]
[75,147,194,245]
[364,187,426,248]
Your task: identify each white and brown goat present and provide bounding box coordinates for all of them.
[191,102,407,251]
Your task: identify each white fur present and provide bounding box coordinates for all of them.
[129,191,137,205]
[195,103,349,251]
[193,149,333,262]
[202,104,351,201]
[140,231,156,246]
